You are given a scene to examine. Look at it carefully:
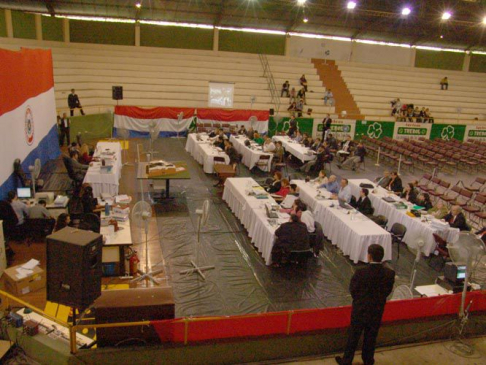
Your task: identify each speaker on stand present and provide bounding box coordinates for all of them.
[112,86,123,106]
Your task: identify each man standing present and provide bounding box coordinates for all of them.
[322,114,332,140]
[281,80,290,97]
[58,113,70,146]
[67,89,85,116]
[336,244,395,365]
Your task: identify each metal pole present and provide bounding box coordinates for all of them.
[397,154,402,175]
[375,147,381,166]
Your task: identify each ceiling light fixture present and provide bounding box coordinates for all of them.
[135,2,142,9]
[442,11,452,20]
[482,16,486,25]
[401,7,411,16]
[297,0,307,6]
[347,1,357,10]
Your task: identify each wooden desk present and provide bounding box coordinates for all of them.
[100,212,132,276]
[137,162,191,198]
[214,164,236,186]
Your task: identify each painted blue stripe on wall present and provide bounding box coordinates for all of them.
[0,124,61,199]
[113,128,188,138]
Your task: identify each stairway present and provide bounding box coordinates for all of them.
[312,59,364,120]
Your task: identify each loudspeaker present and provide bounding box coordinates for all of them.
[46,227,103,309]
[112,86,123,100]
[269,108,274,116]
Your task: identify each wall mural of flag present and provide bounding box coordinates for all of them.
[0,48,61,198]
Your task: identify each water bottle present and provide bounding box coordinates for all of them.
[105,202,110,216]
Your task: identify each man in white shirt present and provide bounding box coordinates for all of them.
[300,209,315,233]
[263,136,276,153]
[335,178,352,203]
[28,200,52,219]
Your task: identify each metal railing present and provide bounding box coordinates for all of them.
[258,54,281,115]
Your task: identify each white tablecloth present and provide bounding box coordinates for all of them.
[272,136,316,163]
[348,179,460,256]
[185,133,230,173]
[84,142,122,198]
[294,180,392,263]
[223,177,289,265]
[229,135,273,171]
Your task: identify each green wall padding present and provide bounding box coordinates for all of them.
[69,113,114,143]
[70,20,135,45]
[140,24,213,50]
[268,117,313,137]
[354,120,395,140]
[469,54,486,73]
[0,10,7,37]
[12,11,36,39]
[219,30,285,55]
[415,49,465,71]
[42,16,63,41]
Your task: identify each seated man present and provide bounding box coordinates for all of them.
[213,136,225,150]
[281,80,290,97]
[443,205,469,231]
[224,140,239,168]
[208,127,220,138]
[28,200,52,219]
[271,214,310,267]
[310,138,321,151]
[386,171,403,193]
[336,135,354,162]
[440,77,449,90]
[333,178,352,203]
[280,184,299,210]
[301,143,331,174]
[427,200,448,219]
[70,150,89,182]
[246,127,255,140]
[356,189,373,216]
[238,125,247,135]
[263,136,276,153]
[273,141,285,163]
[326,133,338,151]
[375,170,391,188]
[7,190,29,239]
[319,175,339,194]
[338,142,366,171]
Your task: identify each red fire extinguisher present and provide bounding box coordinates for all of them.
[129,250,140,276]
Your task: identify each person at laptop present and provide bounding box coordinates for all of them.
[319,175,339,194]
[356,189,373,216]
[333,178,352,203]
[28,200,52,219]
[271,213,310,267]
[279,184,299,211]
[443,205,469,231]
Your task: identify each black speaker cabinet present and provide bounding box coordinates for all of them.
[46,227,103,309]
[269,108,275,116]
[94,287,175,347]
[112,86,123,100]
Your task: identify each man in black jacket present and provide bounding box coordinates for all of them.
[58,113,70,146]
[271,214,309,267]
[67,89,85,116]
[386,171,403,193]
[322,114,332,139]
[336,244,395,365]
[356,188,374,216]
[443,205,469,231]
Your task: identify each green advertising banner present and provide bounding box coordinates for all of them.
[268,117,313,137]
[465,125,486,141]
[430,124,467,141]
[313,118,356,140]
[354,120,395,140]
[393,122,432,140]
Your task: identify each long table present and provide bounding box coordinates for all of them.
[229,135,273,171]
[348,179,459,255]
[84,141,122,198]
[223,177,289,265]
[185,133,230,173]
[272,136,316,163]
[101,212,133,276]
[294,180,392,263]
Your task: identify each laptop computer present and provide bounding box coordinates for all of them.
[17,187,32,200]
[265,203,279,219]
[338,198,353,210]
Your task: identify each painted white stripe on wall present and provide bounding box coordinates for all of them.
[114,115,194,132]
[0,87,57,183]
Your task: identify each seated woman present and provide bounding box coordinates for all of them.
[271,214,310,267]
[416,193,433,211]
[78,143,93,164]
[54,213,71,232]
[312,170,328,186]
[356,188,374,216]
[427,200,448,219]
[80,184,104,214]
[272,178,291,202]
[265,171,282,194]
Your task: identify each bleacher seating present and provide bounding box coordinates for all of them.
[336,60,486,125]
[0,37,334,119]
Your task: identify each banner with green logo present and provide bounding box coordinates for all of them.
[268,117,313,137]
[430,124,467,141]
[393,122,432,140]
[465,125,486,141]
[355,120,395,140]
[313,118,356,140]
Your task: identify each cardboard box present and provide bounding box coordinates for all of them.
[3,264,45,296]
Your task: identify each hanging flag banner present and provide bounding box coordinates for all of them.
[197,108,269,133]
[393,122,432,140]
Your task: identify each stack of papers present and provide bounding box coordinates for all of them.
[112,206,130,222]
[115,194,131,204]
[53,195,68,207]
[16,259,40,279]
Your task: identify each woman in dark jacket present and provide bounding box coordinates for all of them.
[266,171,283,194]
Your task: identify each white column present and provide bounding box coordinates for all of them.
[135,22,140,46]
[62,18,69,43]
[213,28,219,52]
[285,34,290,57]
[5,9,13,38]
[410,47,417,67]
[35,14,42,40]
[463,53,471,72]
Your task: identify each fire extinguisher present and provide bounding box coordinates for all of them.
[128,250,140,276]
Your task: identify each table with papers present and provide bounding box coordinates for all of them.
[229,135,273,171]
[272,136,316,163]
[83,141,123,198]
[185,133,230,173]
[348,179,459,256]
[294,180,392,263]
[223,177,289,265]
[100,211,133,276]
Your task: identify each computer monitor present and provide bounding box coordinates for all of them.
[456,265,466,280]
[17,187,32,199]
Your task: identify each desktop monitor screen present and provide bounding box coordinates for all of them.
[456,265,466,280]
[17,187,32,199]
